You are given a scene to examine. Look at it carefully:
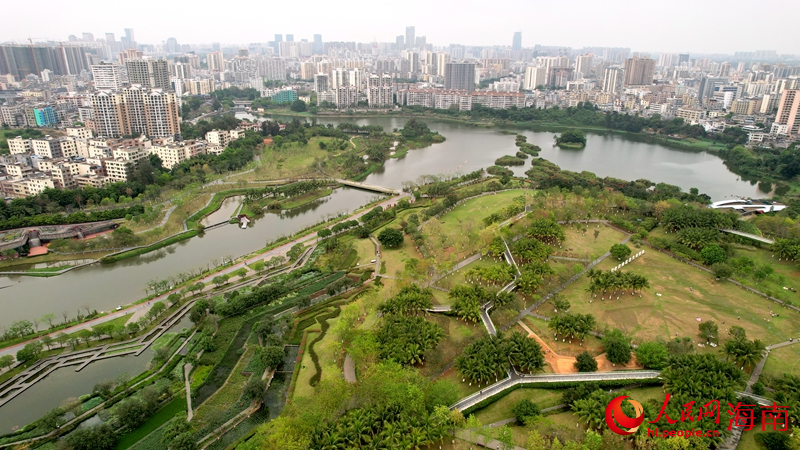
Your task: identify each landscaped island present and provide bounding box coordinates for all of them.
[555,129,587,148]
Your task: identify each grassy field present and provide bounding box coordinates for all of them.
[435,257,505,291]
[251,137,345,180]
[522,315,605,357]
[561,224,627,259]
[761,344,800,381]
[115,397,186,449]
[378,243,418,279]
[352,236,377,267]
[294,314,342,400]
[423,314,487,378]
[557,246,800,347]
[731,244,800,301]
[473,388,564,424]
[420,190,529,262]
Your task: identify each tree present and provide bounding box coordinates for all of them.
[114,396,148,428]
[634,341,669,369]
[170,432,198,450]
[593,229,600,242]
[712,262,733,279]
[575,351,598,372]
[41,335,53,350]
[602,329,631,365]
[318,228,332,238]
[17,341,44,364]
[148,301,167,320]
[41,313,56,329]
[698,320,719,344]
[261,346,285,370]
[233,267,248,279]
[609,243,632,261]
[377,228,404,248]
[513,399,542,423]
[290,100,307,112]
[701,244,726,265]
[64,423,117,450]
[212,274,230,286]
[161,413,190,445]
[93,380,116,399]
[243,377,267,400]
[0,354,14,370]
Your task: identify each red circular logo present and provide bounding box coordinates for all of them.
[605,395,644,435]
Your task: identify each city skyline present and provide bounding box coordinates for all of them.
[2,0,799,56]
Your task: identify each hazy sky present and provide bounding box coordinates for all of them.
[3,0,798,55]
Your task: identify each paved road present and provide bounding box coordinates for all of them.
[0,192,410,361]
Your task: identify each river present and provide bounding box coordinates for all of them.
[0,187,381,330]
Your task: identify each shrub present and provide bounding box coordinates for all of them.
[512,399,541,423]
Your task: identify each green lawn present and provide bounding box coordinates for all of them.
[294,315,343,400]
[435,257,505,292]
[761,344,800,382]
[423,314,487,379]
[732,244,800,302]
[558,246,800,347]
[562,224,627,259]
[115,397,186,449]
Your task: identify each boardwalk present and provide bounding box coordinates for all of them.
[719,229,774,244]
[450,370,661,411]
[0,300,194,408]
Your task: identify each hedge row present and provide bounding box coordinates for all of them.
[307,307,342,386]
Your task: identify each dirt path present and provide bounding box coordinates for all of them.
[343,354,356,383]
[516,320,639,373]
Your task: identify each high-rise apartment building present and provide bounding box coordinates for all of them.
[524,66,547,90]
[313,35,323,55]
[92,62,128,89]
[314,73,330,92]
[0,44,91,78]
[125,58,170,90]
[122,28,136,49]
[602,67,624,95]
[575,54,593,78]
[678,53,690,65]
[257,58,287,81]
[622,57,655,86]
[405,26,415,50]
[395,36,404,50]
[772,90,800,136]
[444,62,476,91]
[91,87,180,138]
[367,74,393,108]
[435,53,451,77]
[207,51,224,72]
[512,32,522,51]
[171,62,192,79]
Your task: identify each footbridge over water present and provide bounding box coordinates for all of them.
[333,179,402,195]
